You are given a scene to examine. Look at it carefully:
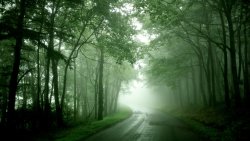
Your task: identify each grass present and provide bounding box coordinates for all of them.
[34,105,132,141]
[165,107,225,141]
[162,106,250,141]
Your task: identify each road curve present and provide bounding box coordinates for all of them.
[84,107,205,141]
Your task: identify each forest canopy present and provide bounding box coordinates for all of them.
[0,1,250,140]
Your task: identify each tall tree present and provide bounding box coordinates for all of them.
[7,0,26,129]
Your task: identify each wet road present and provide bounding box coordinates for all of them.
[85,107,203,141]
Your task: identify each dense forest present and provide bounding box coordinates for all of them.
[0,0,140,130]
[141,0,250,109]
[0,0,250,140]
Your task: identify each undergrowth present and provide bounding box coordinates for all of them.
[31,105,132,141]
[164,105,250,141]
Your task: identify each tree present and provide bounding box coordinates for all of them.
[7,0,26,129]
[135,0,249,109]
[0,0,140,131]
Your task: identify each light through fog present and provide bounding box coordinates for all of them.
[112,2,159,111]
[119,77,162,112]
[131,17,157,45]
[119,61,161,111]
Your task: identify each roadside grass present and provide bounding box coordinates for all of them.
[161,106,250,141]
[34,105,132,141]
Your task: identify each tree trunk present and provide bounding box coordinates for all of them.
[76,83,80,119]
[207,41,213,107]
[185,75,190,105]
[7,0,26,129]
[206,20,216,106]
[34,0,46,124]
[109,85,115,114]
[74,59,77,121]
[104,78,109,116]
[43,0,58,127]
[191,60,198,105]
[98,46,104,120]
[43,50,51,128]
[113,80,121,113]
[83,77,88,119]
[178,80,183,108]
[223,3,241,107]
[94,67,99,119]
[195,34,207,106]
[1,77,8,126]
[199,59,208,106]
[243,13,249,105]
[60,23,87,119]
[52,58,62,127]
[210,46,217,106]
[219,11,230,108]
[237,10,243,82]
[35,42,41,127]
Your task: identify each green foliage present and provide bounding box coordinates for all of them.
[164,107,222,141]
[163,106,250,141]
[95,10,137,65]
[0,7,18,40]
[0,0,141,130]
[106,61,137,82]
[34,105,132,141]
[144,36,194,88]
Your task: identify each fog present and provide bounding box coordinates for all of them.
[119,78,170,112]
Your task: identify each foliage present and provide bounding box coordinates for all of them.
[0,0,140,132]
[33,105,132,141]
[164,106,250,141]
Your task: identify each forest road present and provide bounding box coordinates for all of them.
[84,107,205,141]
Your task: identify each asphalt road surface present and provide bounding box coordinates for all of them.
[84,107,205,141]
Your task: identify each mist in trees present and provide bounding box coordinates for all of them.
[0,0,250,140]
[0,0,141,131]
[134,0,250,109]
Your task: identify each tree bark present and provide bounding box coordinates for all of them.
[94,69,99,119]
[219,11,230,107]
[206,18,216,106]
[199,59,208,106]
[43,51,51,127]
[34,0,46,123]
[104,77,109,116]
[191,60,198,105]
[98,46,104,120]
[7,0,26,129]
[222,0,241,107]
[113,80,121,113]
[0,79,8,126]
[74,59,77,121]
[185,75,190,105]
[52,58,62,126]
[243,12,249,105]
